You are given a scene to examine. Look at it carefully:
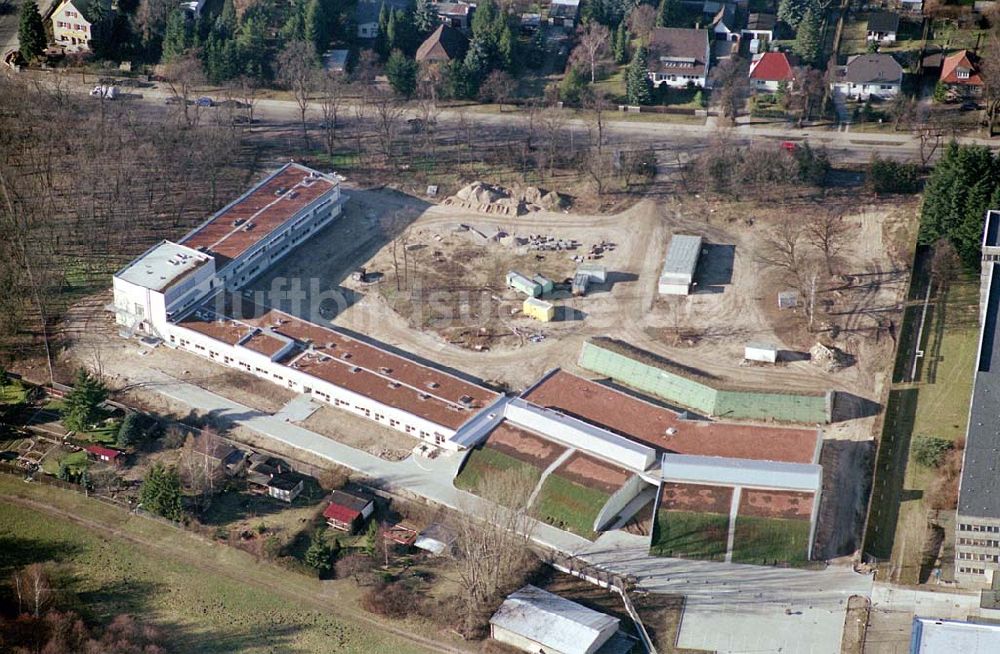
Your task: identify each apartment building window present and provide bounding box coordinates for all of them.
[195,344,205,351]
[959,567,986,575]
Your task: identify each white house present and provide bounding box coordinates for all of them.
[830,53,903,101]
[51,0,100,53]
[355,0,412,39]
[748,51,797,92]
[866,11,899,44]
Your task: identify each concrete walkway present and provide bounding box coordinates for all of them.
[526,448,575,509]
[724,486,741,564]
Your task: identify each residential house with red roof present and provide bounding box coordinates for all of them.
[84,444,123,464]
[323,488,375,532]
[749,52,797,92]
[940,50,983,98]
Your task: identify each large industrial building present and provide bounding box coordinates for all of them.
[112,163,503,451]
[955,210,1000,584]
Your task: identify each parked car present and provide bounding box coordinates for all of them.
[195,96,214,107]
[960,101,981,112]
[165,96,184,105]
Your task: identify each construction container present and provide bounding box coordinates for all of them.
[532,274,554,295]
[745,342,778,363]
[576,263,607,284]
[572,272,590,296]
[507,271,541,297]
[523,297,555,322]
[659,235,703,295]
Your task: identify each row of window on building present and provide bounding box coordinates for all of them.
[55,21,86,30]
[958,538,1000,548]
[959,524,1000,533]
[958,552,999,562]
[959,566,986,575]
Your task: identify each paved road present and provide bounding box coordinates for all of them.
[132,365,873,654]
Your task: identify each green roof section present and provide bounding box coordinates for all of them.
[579,338,833,424]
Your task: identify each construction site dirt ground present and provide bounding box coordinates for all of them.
[236,185,915,443]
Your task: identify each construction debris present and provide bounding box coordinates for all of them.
[810,342,851,372]
[444,181,569,216]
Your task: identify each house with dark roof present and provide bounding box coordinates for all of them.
[866,11,899,43]
[51,0,108,53]
[647,28,712,89]
[749,52,797,92]
[940,50,983,98]
[831,53,903,100]
[742,13,776,51]
[267,473,304,503]
[710,3,741,42]
[548,0,581,29]
[356,0,413,39]
[416,24,469,64]
[436,1,473,29]
[323,488,375,532]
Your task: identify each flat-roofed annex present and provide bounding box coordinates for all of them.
[178,295,499,430]
[522,370,819,464]
[115,241,212,292]
[180,163,339,263]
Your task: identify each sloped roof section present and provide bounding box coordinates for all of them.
[843,53,903,84]
[940,50,983,86]
[749,52,796,82]
[416,24,469,62]
[490,585,619,654]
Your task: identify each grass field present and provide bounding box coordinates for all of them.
[0,381,27,405]
[41,448,89,476]
[0,475,439,654]
[730,516,811,565]
[650,510,730,561]
[453,446,542,494]
[531,474,610,540]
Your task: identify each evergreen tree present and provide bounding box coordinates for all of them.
[625,45,652,105]
[498,21,515,72]
[116,412,144,448]
[778,0,814,30]
[920,144,1000,269]
[162,9,192,62]
[385,8,398,51]
[58,463,70,481]
[305,0,330,53]
[18,0,48,61]
[219,0,237,35]
[413,0,437,36]
[79,468,90,490]
[792,8,821,66]
[282,0,307,42]
[446,58,475,98]
[471,0,498,44]
[63,369,108,432]
[613,21,628,65]
[364,519,379,557]
[385,48,417,97]
[374,3,390,59]
[304,529,334,574]
[655,0,679,28]
[462,37,489,93]
[236,11,271,78]
[139,464,184,521]
[391,8,418,56]
[559,65,588,104]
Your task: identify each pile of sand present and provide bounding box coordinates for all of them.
[445,181,568,215]
[810,342,851,372]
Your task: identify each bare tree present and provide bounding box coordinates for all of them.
[583,89,612,195]
[452,466,537,636]
[571,22,611,83]
[757,218,808,284]
[162,52,205,127]
[806,210,847,276]
[537,108,568,179]
[627,5,657,42]
[352,50,380,159]
[981,30,1000,135]
[12,564,52,617]
[789,66,825,125]
[371,90,405,167]
[237,74,261,130]
[278,40,320,147]
[318,71,344,157]
[710,57,749,122]
[179,429,223,504]
[479,70,517,111]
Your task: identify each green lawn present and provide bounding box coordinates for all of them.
[531,474,610,540]
[76,417,121,444]
[0,475,438,654]
[41,448,89,476]
[650,510,730,561]
[454,446,542,494]
[730,516,811,565]
[0,381,28,405]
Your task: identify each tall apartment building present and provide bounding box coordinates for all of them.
[955,209,1000,585]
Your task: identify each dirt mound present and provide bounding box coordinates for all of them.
[444,181,568,215]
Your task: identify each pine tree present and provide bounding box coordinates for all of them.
[413,0,437,36]
[162,9,192,62]
[281,0,307,42]
[498,21,515,72]
[116,412,144,448]
[139,464,184,521]
[655,0,679,28]
[778,0,813,30]
[613,21,628,65]
[304,529,333,574]
[364,520,379,557]
[374,3,391,59]
[385,48,417,97]
[219,0,237,35]
[18,0,47,61]
[792,8,821,66]
[305,0,329,53]
[63,369,108,432]
[625,45,652,105]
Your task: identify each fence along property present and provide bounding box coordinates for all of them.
[579,338,834,424]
